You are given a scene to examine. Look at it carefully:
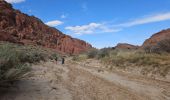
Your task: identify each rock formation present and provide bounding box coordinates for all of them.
[142,29,170,47]
[115,29,170,50]
[0,0,92,54]
[115,43,139,50]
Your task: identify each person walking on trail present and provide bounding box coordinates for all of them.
[55,57,58,64]
[62,57,65,64]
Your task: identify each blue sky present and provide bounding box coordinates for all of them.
[6,0,170,48]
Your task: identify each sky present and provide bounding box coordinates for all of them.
[5,0,170,48]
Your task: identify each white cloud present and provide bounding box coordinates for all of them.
[65,23,120,35]
[65,12,170,35]
[5,0,25,3]
[118,12,170,27]
[45,20,63,27]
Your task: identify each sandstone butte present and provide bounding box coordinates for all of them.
[115,43,139,50]
[0,0,92,54]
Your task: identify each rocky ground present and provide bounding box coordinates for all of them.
[0,59,170,100]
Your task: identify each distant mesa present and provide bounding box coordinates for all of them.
[0,0,92,54]
[115,43,139,50]
[115,29,170,50]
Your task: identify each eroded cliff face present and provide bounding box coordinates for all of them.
[142,29,170,47]
[0,0,92,54]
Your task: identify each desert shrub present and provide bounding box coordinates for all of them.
[72,56,79,61]
[157,38,170,53]
[100,50,170,77]
[0,43,30,82]
[19,50,47,63]
[144,45,159,53]
[0,42,58,84]
[72,54,87,61]
[144,46,160,54]
[49,53,59,61]
[87,49,98,58]
[144,45,152,53]
[97,48,111,59]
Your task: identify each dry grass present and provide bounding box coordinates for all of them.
[74,48,170,77]
[72,54,88,61]
[100,50,170,77]
[0,42,60,85]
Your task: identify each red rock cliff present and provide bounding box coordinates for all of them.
[142,29,170,47]
[0,0,92,54]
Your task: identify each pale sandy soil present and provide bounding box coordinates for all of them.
[0,59,170,100]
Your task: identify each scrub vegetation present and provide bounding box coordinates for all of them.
[0,42,59,86]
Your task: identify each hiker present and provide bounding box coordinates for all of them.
[61,57,65,64]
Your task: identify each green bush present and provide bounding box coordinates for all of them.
[87,49,98,58]
[50,53,59,61]
[0,43,30,82]
[99,49,170,77]
[157,38,170,53]
[72,56,78,61]
[0,42,59,84]
[73,46,170,77]
[72,54,87,61]
[97,48,111,59]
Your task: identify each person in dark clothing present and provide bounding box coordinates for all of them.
[55,57,58,64]
[61,57,65,64]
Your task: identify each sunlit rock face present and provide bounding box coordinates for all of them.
[142,29,170,48]
[0,0,92,54]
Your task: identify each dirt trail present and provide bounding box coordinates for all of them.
[0,61,72,100]
[72,62,170,100]
[0,60,170,100]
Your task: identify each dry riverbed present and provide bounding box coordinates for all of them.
[0,60,170,100]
